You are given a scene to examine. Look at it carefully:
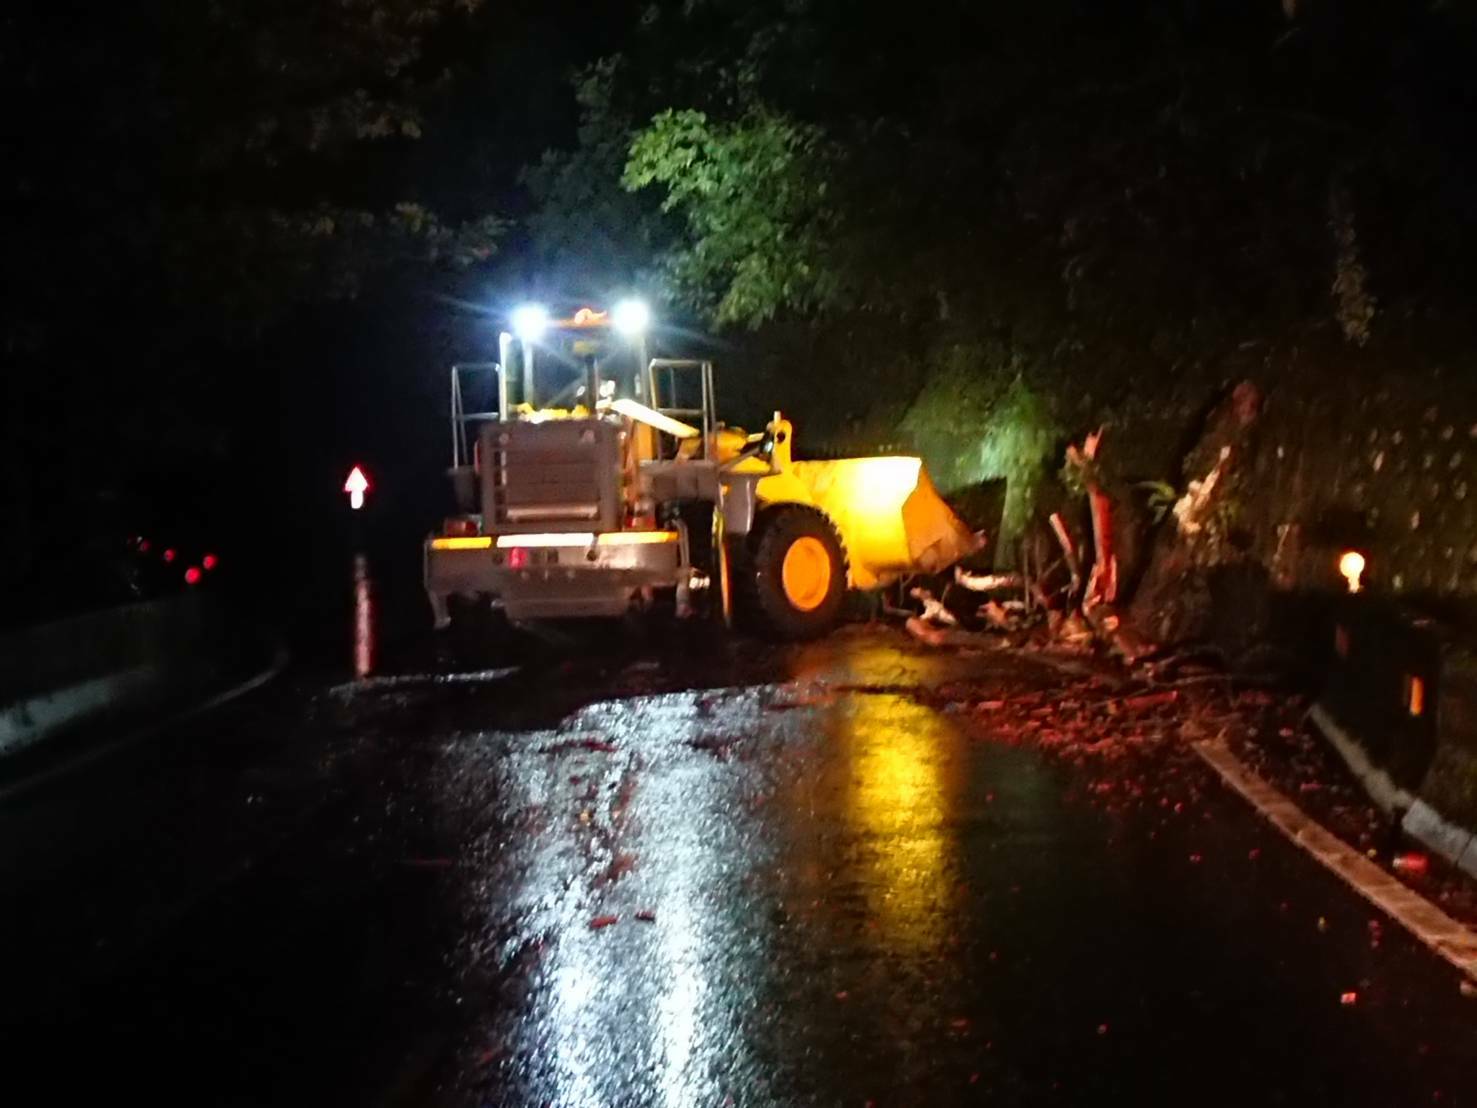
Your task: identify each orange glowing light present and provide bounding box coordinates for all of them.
[1406,674,1426,717]
[1338,550,1366,594]
[596,530,679,546]
[431,536,493,551]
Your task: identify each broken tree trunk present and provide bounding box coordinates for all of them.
[1048,511,1083,598]
[1065,427,1119,610]
[1063,427,1157,664]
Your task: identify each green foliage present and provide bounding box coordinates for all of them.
[3,0,508,592]
[8,0,504,346]
[557,0,1477,552]
[901,344,1064,555]
[623,108,846,326]
[1133,480,1180,525]
[522,60,664,291]
[181,0,485,166]
[163,204,505,319]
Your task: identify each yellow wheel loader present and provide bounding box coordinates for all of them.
[424,303,978,639]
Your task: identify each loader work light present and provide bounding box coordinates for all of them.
[511,304,549,343]
[613,298,651,336]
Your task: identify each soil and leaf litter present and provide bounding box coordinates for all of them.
[893,615,1477,935]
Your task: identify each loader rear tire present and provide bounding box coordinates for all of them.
[731,506,846,640]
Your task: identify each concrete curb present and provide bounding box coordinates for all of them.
[0,641,290,802]
[1193,737,1477,982]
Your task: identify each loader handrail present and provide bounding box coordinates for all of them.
[646,359,715,461]
[449,361,505,468]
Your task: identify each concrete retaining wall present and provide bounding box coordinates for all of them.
[0,594,251,759]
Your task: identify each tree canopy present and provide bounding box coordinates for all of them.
[512,0,1477,548]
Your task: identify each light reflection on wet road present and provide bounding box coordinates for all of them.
[353,553,376,680]
[416,636,1477,1106]
[6,621,1477,1105]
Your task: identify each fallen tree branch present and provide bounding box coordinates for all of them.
[1048,511,1083,596]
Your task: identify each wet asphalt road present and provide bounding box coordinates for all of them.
[6,602,1477,1104]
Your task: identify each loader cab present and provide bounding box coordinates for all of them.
[440,299,721,530]
[446,303,717,479]
[504,304,650,414]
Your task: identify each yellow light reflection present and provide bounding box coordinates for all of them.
[844,696,959,951]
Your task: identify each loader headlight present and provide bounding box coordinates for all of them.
[511,304,549,343]
[612,298,651,336]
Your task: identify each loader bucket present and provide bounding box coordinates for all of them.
[780,457,980,590]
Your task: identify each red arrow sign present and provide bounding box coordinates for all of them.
[344,465,370,510]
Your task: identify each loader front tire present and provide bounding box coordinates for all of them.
[732,506,846,640]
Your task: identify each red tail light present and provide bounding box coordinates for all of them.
[508,547,529,569]
[202,553,218,570]
[184,567,202,585]
[163,548,177,563]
